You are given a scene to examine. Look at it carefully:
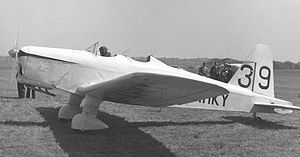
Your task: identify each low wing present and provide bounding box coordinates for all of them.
[78,73,229,107]
[254,103,300,114]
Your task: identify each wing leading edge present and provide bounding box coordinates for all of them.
[78,73,229,107]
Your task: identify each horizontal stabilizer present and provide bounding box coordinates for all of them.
[254,103,300,114]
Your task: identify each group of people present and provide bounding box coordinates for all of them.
[198,62,233,83]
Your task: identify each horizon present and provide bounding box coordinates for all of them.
[1,0,300,62]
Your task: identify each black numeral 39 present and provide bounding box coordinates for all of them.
[238,64,271,90]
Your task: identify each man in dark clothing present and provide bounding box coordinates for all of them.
[99,46,111,57]
[17,81,25,98]
[16,63,25,98]
[198,62,210,77]
[219,63,233,83]
[224,63,233,83]
[210,62,218,80]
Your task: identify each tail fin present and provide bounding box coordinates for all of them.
[229,44,274,97]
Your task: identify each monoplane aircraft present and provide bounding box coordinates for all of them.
[8,43,300,131]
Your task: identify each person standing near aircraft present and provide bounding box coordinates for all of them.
[210,62,218,80]
[99,46,111,57]
[224,63,233,83]
[198,62,210,77]
[218,63,233,83]
[16,63,25,98]
[217,64,225,82]
[16,80,25,98]
[16,62,35,99]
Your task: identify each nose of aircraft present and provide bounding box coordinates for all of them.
[8,48,19,58]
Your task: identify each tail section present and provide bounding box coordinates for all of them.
[229,44,274,97]
[174,44,299,115]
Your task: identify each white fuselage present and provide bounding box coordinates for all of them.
[17,46,292,114]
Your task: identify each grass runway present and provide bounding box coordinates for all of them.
[1,68,300,157]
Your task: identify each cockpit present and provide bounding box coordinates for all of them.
[84,42,165,65]
[86,42,112,57]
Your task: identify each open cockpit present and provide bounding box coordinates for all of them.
[84,42,163,63]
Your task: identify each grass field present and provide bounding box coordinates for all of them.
[1,66,300,156]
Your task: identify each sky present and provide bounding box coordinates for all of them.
[0,0,300,62]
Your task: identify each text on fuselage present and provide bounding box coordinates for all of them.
[199,95,229,107]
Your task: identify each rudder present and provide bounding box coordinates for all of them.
[229,44,274,97]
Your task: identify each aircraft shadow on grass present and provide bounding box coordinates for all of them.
[0,107,297,157]
[36,107,176,157]
[222,116,297,130]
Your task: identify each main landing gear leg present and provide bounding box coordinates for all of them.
[58,93,84,120]
[252,112,262,120]
[71,95,108,131]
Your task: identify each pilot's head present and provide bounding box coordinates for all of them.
[99,46,108,56]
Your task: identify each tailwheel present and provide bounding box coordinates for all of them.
[252,112,262,121]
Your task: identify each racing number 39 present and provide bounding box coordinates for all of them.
[238,65,271,89]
